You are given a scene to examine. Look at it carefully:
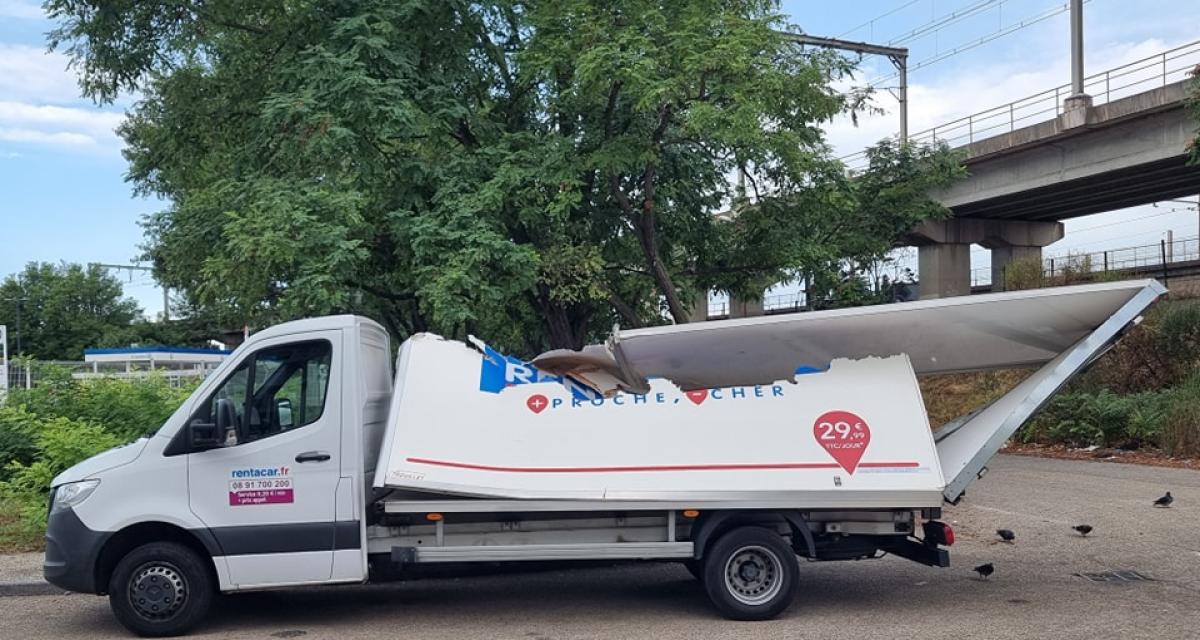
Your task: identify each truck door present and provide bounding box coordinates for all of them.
[186,332,348,587]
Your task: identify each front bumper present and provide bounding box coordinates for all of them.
[44,508,109,594]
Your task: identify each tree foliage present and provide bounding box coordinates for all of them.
[47,0,962,354]
[0,262,141,359]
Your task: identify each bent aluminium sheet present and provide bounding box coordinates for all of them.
[533,280,1166,503]
[374,333,945,506]
[534,280,1167,394]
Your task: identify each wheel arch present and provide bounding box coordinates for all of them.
[690,510,814,560]
[94,522,220,595]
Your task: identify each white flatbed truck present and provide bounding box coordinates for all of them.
[43,280,1165,636]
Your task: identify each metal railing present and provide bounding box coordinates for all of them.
[763,292,806,312]
[4,360,218,391]
[710,292,809,317]
[971,235,1200,287]
[842,39,1200,171]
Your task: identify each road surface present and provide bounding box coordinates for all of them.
[3,454,1199,639]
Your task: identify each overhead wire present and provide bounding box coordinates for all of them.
[868,0,1096,86]
[836,0,924,39]
[887,0,1003,46]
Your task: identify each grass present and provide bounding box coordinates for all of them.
[0,499,43,553]
[919,369,1031,429]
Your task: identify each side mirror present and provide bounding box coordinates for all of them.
[188,418,220,450]
[277,398,294,429]
[190,398,239,451]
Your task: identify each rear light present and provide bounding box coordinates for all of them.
[923,521,954,546]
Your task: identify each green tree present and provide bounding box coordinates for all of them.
[0,263,141,360]
[48,0,961,354]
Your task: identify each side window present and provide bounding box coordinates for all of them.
[191,340,332,447]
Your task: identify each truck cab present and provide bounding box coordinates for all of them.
[44,316,391,635]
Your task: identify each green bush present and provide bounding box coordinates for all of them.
[1161,372,1200,457]
[1080,298,1200,394]
[6,364,195,441]
[0,368,198,543]
[0,405,42,479]
[0,416,121,531]
[1021,389,1173,449]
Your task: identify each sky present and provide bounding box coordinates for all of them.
[0,0,1199,317]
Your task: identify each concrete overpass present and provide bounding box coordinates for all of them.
[884,40,1200,298]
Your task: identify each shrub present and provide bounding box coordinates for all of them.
[5,365,197,441]
[1003,255,1046,291]
[1021,389,1173,449]
[0,369,198,542]
[1080,298,1200,394]
[1161,373,1200,457]
[0,405,42,479]
[0,416,121,531]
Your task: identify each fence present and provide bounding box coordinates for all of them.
[4,360,219,391]
[971,235,1200,287]
[842,39,1200,171]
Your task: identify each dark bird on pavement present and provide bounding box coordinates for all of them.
[1154,491,1173,507]
[996,529,1016,543]
[973,563,995,580]
[1073,524,1093,536]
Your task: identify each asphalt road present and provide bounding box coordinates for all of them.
[4,454,1200,639]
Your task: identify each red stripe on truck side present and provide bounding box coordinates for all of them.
[406,457,920,473]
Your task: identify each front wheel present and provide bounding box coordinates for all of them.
[702,526,799,620]
[108,542,214,637]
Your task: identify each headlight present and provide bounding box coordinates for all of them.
[51,480,100,513]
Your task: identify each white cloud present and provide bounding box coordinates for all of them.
[2,150,23,158]
[0,44,82,104]
[0,100,125,151]
[0,0,43,19]
[0,127,96,146]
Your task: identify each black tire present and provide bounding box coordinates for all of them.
[108,542,214,637]
[702,526,798,621]
[684,559,704,582]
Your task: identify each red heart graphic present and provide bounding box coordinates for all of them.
[526,394,549,414]
[685,389,708,405]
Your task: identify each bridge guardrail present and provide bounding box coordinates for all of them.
[971,235,1200,287]
[843,39,1200,171]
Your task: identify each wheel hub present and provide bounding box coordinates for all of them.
[129,563,187,621]
[739,562,762,581]
[724,545,783,606]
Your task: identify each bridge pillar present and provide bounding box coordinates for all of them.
[906,218,1063,298]
[729,296,764,319]
[917,243,972,299]
[980,220,1065,291]
[987,245,1043,290]
[689,291,710,322]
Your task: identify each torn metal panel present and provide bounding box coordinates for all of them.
[534,280,1166,394]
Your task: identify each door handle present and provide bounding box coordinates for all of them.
[295,451,331,463]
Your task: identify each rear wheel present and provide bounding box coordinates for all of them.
[702,526,798,620]
[108,542,214,637]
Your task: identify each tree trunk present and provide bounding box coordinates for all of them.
[609,160,690,325]
[534,287,585,350]
[636,220,689,323]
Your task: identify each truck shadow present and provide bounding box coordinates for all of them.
[195,559,982,636]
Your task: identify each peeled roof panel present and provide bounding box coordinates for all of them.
[553,280,1164,392]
